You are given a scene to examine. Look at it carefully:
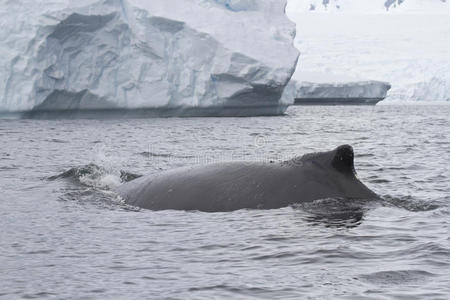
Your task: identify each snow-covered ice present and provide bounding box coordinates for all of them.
[281,72,391,104]
[0,0,299,112]
[285,0,450,103]
[289,0,449,13]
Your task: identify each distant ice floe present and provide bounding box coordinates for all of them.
[281,72,391,104]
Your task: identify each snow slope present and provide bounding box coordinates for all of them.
[0,0,299,112]
[289,0,448,13]
[286,0,450,102]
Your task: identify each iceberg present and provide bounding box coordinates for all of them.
[0,0,299,115]
[282,72,391,105]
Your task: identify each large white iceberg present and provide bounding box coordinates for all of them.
[0,0,299,114]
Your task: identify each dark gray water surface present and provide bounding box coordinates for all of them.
[1,105,449,299]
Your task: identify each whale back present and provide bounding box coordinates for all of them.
[117,145,378,211]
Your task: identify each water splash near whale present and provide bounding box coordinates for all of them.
[48,163,141,190]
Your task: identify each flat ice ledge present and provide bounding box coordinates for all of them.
[282,72,391,105]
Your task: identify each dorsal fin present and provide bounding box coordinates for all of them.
[331,145,355,176]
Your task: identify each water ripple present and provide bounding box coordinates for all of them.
[0,106,449,299]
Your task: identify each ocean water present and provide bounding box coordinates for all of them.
[1,105,449,299]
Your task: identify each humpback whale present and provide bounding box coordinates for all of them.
[116,145,378,212]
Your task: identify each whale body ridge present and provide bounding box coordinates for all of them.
[116,145,378,212]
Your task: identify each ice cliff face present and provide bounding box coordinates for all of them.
[0,0,299,112]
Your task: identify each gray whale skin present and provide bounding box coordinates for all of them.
[117,145,378,212]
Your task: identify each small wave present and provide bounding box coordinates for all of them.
[355,153,375,158]
[138,151,172,158]
[252,251,297,261]
[188,284,295,298]
[367,175,391,184]
[45,138,69,144]
[138,151,194,159]
[48,163,141,190]
[382,195,440,212]
[359,270,436,285]
[292,197,379,228]
[58,188,141,212]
